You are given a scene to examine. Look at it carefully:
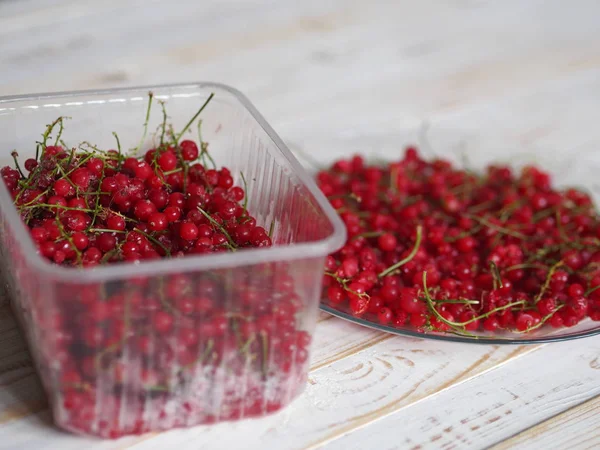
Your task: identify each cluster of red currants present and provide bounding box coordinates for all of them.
[1,95,310,437]
[319,147,600,336]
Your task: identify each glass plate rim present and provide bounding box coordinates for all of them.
[320,304,600,345]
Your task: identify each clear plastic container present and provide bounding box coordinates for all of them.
[0,83,346,438]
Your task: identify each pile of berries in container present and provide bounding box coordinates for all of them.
[0,86,344,438]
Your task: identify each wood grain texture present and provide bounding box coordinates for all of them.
[2,0,600,448]
[324,338,600,450]
[490,393,600,450]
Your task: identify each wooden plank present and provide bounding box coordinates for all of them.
[116,341,535,449]
[490,394,600,450]
[322,338,600,450]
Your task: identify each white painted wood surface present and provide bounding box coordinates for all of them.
[1,0,600,449]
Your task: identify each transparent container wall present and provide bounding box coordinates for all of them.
[0,84,342,437]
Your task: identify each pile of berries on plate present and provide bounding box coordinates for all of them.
[1,93,309,437]
[319,147,600,337]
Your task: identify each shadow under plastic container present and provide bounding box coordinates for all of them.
[0,83,346,438]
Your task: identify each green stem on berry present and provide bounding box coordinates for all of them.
[324,271,370,299]
[505,263,549,272]
[197,120,217,170]
[489,261,503,289]
[534,260,564,303]
[112,132,123,169]
[54,116,69,146]
[378,225,423,278]
[10,151,25,179]
[19,203,94,213]
[239,335,256,355]
[532,207,555,223]
[60,381,93,392]
[465,214,527,240]
[585,285,600,297]
[39,116,65,153]
[144,384,171,392]
[328,192,362,203]
[175,93,215,143]
[132,227,171,257]
[517,304,565,334]
[158,100,168,147]
[225,312,253,321]
[177,147,190,194]
[100,248,120,264]
[259,330,269,380]
[444,224,483,243]
[88,185,104,230]
[555,208,570,242]
[53,216,82,264]
[268,219,275,239]
[130,92,154,155]
[466,200,496,215]
[445,328,479,339]
[163,168,184,176]
[54,162,79,192]
[498,199,526,221]
[65,147,76,168]
[389,165,399,194]
[422,271,525,328]
[240,171,249,214]
[181,339,215,371]
[428,298,480,305]
[89,228,123,234]
[196,206,237,250]
[352,231,384,241]
[158,291,178,315]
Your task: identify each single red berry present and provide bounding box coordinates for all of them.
[567,283,584,299]
[218,172,234,189]
[71,232,89,251]
[179,222,199,241]
[148,212,168,232]
[483,316,500,332]
[515,311,536,332]
[180,140,199,161]
[327,285,345,304]
[24,158,38,172]
[97,233,117,252]
[106,214,126,231]
[148,189,169,210]
[152,311,174,334]
[349,295,369,315]
[133,200,157,221]
[53,178,75,197]
[158,150,177,172]
[377,307,393,324]
[164,206,182,223]
[86,157,104,176]
[378,233,397,252]
[71,168,91,190]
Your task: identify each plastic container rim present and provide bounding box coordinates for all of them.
[0,82,347,282]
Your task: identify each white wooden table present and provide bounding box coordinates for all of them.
[1,1,600,449]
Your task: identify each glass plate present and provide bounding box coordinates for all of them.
[284,124,600,344]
